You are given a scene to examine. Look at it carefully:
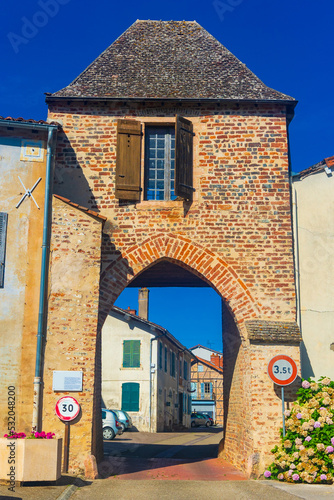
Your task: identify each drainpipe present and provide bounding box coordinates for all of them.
[32,125,57,431]
[149,333,165,432]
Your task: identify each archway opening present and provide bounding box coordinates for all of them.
[99,258,245,480]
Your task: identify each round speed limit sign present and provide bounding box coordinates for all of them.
[268,355,298,386]
[55,396,80,422]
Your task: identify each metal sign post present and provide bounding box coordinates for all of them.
[268,355,298,437]
[63,422,70,473]
[55,396,80,474]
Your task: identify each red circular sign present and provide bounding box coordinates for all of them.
[268,355,298,386]
[55,396,80,422]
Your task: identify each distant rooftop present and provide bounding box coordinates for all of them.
[110,305,192,355]
[292,156,334,180]
[189,344,223,355]
[0,115,58,127]
[48,20,296,103]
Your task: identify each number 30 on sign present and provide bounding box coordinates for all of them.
[267,355,298,386]
[55,396,80,422]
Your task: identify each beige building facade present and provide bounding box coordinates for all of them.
[292,156,334,380]
[0,117,57,435]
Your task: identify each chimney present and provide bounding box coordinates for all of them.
[210,353,223,369]
[138,287,149,320]
[126,306,137,316]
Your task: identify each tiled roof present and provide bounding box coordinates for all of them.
[49,20,295,102]
[53,195,107,221]
[0,115,58,127]
[245,320,301,344]
[292,155,334,180]
[192,356,223,374]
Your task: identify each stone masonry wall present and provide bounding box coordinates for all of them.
[46,101,298,474]
[42,196,103,473]
[48,101,295,326]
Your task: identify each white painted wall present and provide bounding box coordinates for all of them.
[293,169,334,379]
[102,309,191,431]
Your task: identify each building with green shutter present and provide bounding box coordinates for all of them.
[101,305,193,431]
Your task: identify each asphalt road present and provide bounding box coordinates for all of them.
[103,426,224,460]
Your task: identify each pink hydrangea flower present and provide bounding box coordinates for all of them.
[314,421,321,428]
[320,474,327,481]
[305,436,311,442]
[278,473,284,480]
[325,446,334,454]
[302,380,311,389]
[296,413,302,419]
[331,437,334,446]
[264,470,271,478]
[292,474,300,481]
[287,470,293,477]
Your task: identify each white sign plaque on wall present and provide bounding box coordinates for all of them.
[52,371,83,392]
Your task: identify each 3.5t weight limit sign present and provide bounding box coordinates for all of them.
[268,355,298,386]
[55,396,80,422]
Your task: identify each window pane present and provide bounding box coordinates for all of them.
[145,126,176,201]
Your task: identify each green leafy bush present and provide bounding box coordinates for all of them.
[264,377,334,484]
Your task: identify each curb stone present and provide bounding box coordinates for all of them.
[56,478,87,500]
[56,483,78,500]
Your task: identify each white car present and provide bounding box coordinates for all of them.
[102,408,123,440]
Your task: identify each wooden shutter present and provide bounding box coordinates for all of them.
[132,340,140,368]
[123,340,131,367]
[116,119,142,201]
[184,360,188,380]
[0,213,8,288]
[159,342,163,370]
[122,382,140,412]
[175,115,195,200]
[201,382,204,399]
[123,340,140,368]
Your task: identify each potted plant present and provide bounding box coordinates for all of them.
[0,431,62,483]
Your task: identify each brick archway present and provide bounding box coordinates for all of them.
[99,233,259,332]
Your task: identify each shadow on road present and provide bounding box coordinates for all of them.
[99,429,229,480]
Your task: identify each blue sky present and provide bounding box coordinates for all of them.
[1,0,333,349]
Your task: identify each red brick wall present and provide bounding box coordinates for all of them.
[46,101,298,475]
[49,101,295,325]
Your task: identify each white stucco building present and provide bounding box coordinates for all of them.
[292,156,334,380]
[102,294,192,432]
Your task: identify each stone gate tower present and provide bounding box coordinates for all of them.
[42,20,301,476]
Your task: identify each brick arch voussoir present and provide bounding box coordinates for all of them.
[99,234,259,330]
